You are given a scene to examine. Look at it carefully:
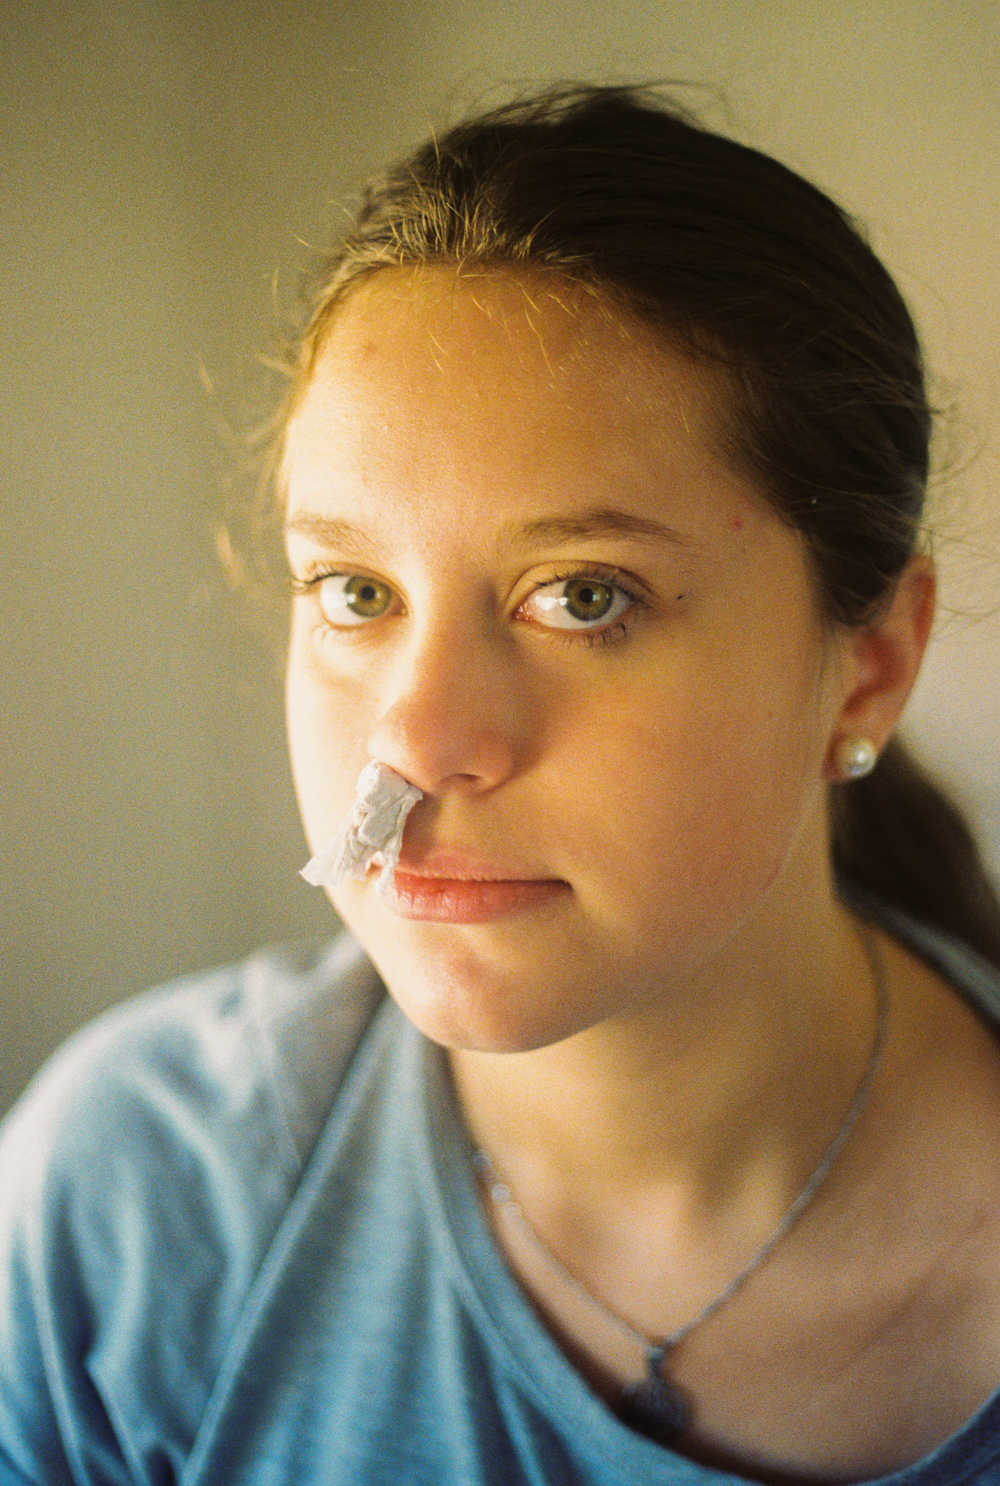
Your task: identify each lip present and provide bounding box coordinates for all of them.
[394,849,552,882]
[382,850,570,924]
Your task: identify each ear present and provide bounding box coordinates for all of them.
[824,555,936,780]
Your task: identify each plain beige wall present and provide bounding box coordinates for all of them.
[3,0,998,1114]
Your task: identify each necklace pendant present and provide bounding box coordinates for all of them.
[618,1345,689,1442]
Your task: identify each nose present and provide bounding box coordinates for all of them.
[366,615,529,797]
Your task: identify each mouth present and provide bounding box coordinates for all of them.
[379,850,570,924]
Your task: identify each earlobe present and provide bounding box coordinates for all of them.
[824,555,936,781]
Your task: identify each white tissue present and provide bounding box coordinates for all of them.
[300,761,423,898]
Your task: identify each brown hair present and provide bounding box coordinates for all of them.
[268,84,1000,963]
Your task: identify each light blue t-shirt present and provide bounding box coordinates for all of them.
[3,911,1000,1486]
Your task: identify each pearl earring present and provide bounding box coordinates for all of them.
[834,735,877,780]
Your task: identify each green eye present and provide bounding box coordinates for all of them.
[562,578,614,622]
[344,575,392,617]
[318,574,395,626]
[525,575,633,631]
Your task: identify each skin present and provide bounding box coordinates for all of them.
[282,265,1000,1478]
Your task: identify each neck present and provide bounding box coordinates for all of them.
[449,863,880,1227]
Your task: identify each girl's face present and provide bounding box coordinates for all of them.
[283,268,851,1052]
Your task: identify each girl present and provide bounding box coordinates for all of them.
[3,85,1000,1486]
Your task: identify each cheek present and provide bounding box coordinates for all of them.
[285,635,369,851]
[545,648,830,914]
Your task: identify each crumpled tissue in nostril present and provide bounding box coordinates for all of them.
[300,760,424,898]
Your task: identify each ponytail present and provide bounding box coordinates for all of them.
[831,739,1000,968]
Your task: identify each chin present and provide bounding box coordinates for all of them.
[331,885,606,1052]
[362,938,601,1054]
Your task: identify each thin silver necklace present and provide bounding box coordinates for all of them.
[474,930,888,1443]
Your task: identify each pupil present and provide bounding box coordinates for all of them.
[346,576,389,616]
[566,579,612,621]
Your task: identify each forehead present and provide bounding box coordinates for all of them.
[281,265,766,548]
[309,265,684,385]
[289,267,715,443]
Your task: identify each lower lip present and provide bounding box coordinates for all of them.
[383,871,569,924]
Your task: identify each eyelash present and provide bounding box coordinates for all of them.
[289,562,649,649]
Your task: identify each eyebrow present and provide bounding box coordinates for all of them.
[285,507,693,552]
[503,508,693,549]
[283,514,374,555]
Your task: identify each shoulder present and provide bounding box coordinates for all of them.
[0,932,384,1484]
[845,885,1000,1021]
[0,930,385,1198]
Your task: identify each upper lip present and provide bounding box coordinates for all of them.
[392,849,562,883]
